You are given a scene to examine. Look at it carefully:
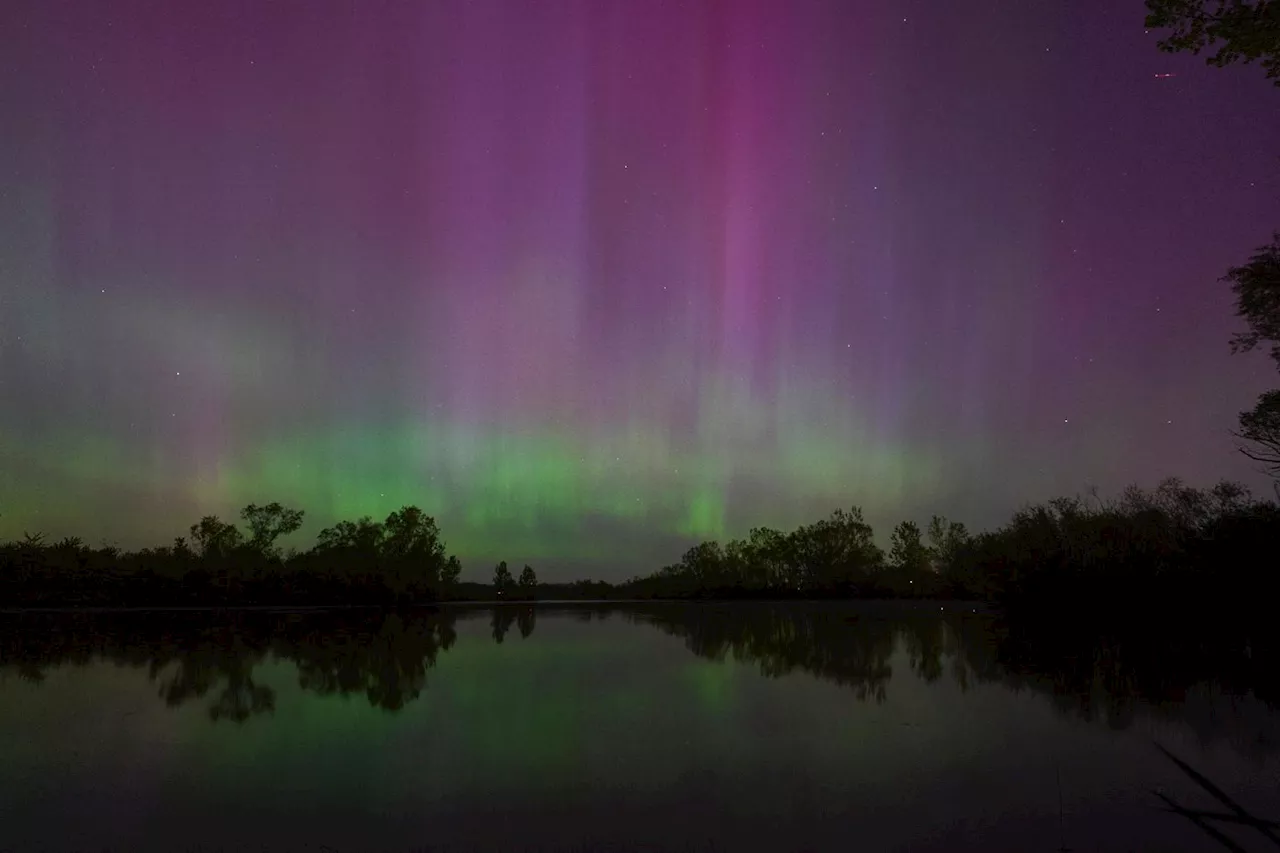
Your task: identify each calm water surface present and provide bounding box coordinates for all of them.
[1,603,1278,852]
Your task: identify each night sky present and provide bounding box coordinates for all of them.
[2,1,1279,579]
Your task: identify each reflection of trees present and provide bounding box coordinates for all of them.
[627,604,1280,758]
[938,612,1280,761]
[628,605,904,703]
[901,619,946,684]
[4,604,1279,757]
[153,643,275,723]
[487,605,539,643]
[285,612,457,712]
[961,613,1280,758]
[491,607,515,644]
[0,609,459,720]
[516,606,536,639]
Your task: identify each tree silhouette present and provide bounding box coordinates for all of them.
[442,555,462,589]
[314,516,385,555]
[239,502,304,557]
[1145,0,1280,84]
[789,506,883,590]
[1222,235,1280,475]
[676,541,726,587]
[1147,9,1280,477]
[1225,234,1280,367]
[381,507,445,562]
[889,521,932,574]
[1238,389,1280,475]
[304,508,463,600]
[3,481,1277,609]
[519,564,537,594]
[927,515,970,573]
[381,506,448,598]
[748,526,791,588]
[633,506,931,597]
[187,516,243,558]
[493,561,514,595]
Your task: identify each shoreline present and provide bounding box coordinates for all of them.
[0,598,992,615]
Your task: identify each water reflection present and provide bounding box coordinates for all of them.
[5,603,1280,852]
[626,605,899,703]
[625,603,1280,758]
[0,603,1276,756]
[0,608,460,719]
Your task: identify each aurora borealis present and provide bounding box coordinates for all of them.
[3,1,1280,578]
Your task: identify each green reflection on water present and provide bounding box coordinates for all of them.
[2,604,1279,853]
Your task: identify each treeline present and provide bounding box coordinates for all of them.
[3,477,1279,610]
[0,498,616,608]
[0,503,464,608]
[950,478,1280,617]
[624,507,964,600]
[624,478,1280,618]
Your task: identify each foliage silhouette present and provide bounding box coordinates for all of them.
[888,520,931,574]
[492,561,514,597]
[927,515,970,572]
[623,480,1280,614]
[188,515,243,559]
[1146,0,1280,84]
[1143,6,1280,477]
[943,478,1280,620]
[1,502,464,608]
[1225,234,1280,368]
[626,506,902,600]
[443,555,462,588]
[1238,389,1280,476]
[240,502,305,557]
[518,564,538,599]
[1219,235,1280,475]
[3,480,1278,613]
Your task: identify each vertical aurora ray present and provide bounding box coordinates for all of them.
[2,1,1279,577]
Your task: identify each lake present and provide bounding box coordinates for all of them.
[1,602,1277,852]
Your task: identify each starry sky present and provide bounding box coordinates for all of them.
[2,0,1279,579]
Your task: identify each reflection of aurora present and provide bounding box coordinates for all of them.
[2,604,1278,759]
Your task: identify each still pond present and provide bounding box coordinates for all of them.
[1,602,1277,852]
